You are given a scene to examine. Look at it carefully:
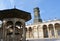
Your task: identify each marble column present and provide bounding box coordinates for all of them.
[2,20,6,41]
[53,25,56,38]
[22,23,26,41]
[13,20,15,41]
[47,26,50,38]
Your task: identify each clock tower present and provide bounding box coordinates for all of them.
[34,7,42,23]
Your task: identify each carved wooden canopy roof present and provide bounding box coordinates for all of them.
[0,8,31,22]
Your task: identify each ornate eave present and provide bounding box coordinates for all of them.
[0,8,31,22]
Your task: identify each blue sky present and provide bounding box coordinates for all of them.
[0,0,60,25]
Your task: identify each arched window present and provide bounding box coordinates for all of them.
[43,25,48,38]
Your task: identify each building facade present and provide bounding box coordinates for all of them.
[26,7,60,40]
[0,7,60,41]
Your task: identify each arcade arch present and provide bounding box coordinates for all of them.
[43,25,48,38]
[28,27,32,38]
[48,24,54,38]
[54,23,60,38]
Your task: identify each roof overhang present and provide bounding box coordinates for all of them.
[0,8,31,22]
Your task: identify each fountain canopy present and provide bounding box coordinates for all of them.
[0,8,31,22]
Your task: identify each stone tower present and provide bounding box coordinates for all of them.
[34,7,42,23]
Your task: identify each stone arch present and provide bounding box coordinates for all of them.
[55,23,60,29]
[48,24,53,30]
[4,21,14,41]
[54,23,60,38]
[15,21,23,36]
[48,24,54,38]
[43,25,48,38]
[3,21,13,32]
[28,27,33,38]
[6,21,13,29]
[6,21,13,25]
[15,21,23,35]
[15,21,22,29]
[25,27,29,38]
[26,27,30,38]
[29,27,32,32]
